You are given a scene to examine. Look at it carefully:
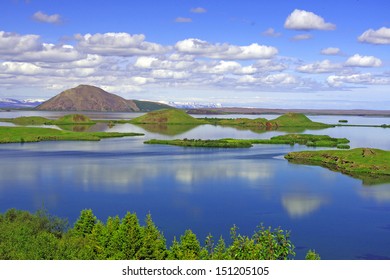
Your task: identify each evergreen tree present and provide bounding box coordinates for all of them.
[136,214,167,260]
[73,209,97,237]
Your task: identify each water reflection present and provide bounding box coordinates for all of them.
[282,194,328,218]
[134,123,200,136]
[358,184,390,202]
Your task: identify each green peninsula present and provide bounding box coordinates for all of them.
[145,134,350,149]
[285,148,390,185]
[0,126,143,144]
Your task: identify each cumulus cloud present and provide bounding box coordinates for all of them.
[0,61,43,75]
[321,47,342,55]
[297,59,342,73]
[262,28,281,37]
[0,31,41,56]
[175,38,278,59]
[358,27,390,44]
[175,17,192,23]
[32,11,62,24]
[75,32,168,56]
[345,54,382,67]
[190,7,207,13]
[284,9,336,31]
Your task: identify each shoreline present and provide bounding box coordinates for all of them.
[187,107,390,116]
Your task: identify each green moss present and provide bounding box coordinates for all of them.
[285,148,390,185]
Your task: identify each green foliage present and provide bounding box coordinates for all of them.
[73,209,97,237]
[136,214,167,260]
[168,230,201,260]
[0,208,299,260]
[305,249,321,260]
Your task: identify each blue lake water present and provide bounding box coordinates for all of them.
[0,111,390,259]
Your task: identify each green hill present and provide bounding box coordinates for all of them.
[268,113,330,128]
[131,109,206,124]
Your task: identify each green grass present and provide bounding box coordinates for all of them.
[0,114,96,126]
[285,148,390,185]
[145,134,350,149]
[200,113,332,130]
[131,109,206,125]
[267,113,331,128]
[144,138,253,148]
[0,126,144,144]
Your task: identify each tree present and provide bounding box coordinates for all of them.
[73,209,97,237]
[136,214,167,260]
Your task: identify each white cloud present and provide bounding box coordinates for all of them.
[297,60,342,73]
[0,61,43,75]
[284,9,336,31]
[262,28,281,37]
[175,17,192,23]
[151,69,189,79]
[0,31,41,56]
[358,27,390,45]
[291,34,312,41]
[327,73,390,87]
[345,54,382,67]
[190,7,207,14]
[75,32,168,56]
[175,38,278,59]
[32,11,62,24]
[321,47,341,55]
[238,73,298,85]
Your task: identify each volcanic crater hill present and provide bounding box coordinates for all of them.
[35,85,171,112]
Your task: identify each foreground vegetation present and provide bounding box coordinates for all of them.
[0,208,321,260]
[0,126,143,144]
[145,134,350,149]
[285,148,390,185]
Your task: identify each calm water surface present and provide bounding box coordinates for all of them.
[0,111,390,259]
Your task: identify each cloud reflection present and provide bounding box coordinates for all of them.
[282,194,328,218]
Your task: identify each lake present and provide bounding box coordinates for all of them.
[1,111,390,259]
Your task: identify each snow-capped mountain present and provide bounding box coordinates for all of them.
[0,98,45,109]
[160,101,223,109]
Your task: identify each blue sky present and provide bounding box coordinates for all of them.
[1,0,390,109]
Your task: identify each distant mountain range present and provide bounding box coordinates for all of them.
[160,101,223,109]
[0,98,44,109]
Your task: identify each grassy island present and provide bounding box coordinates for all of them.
[0,114,96,126]
[285,148,390,185]
[145,134,350,149]
[131,109,206,125]
[0,126,143,144]
[202,113,332,130]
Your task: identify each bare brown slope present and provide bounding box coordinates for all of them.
[36,85,140,112]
